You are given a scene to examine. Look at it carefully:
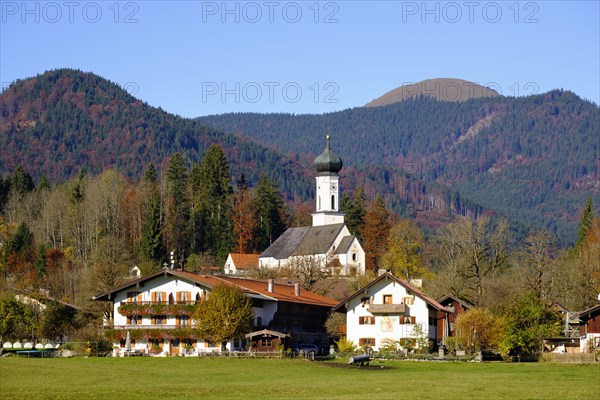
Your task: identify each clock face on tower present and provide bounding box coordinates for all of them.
[330,183,337,191]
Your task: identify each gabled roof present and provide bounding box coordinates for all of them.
[574,303,600,320]
[92,268,338,308]
[336,235,356,254]
[228,253,260,270]
[333,272,449,313]
[260,223,346,259]
[292,224,346,256]
[260,226,310,259]
[437,293,474,310]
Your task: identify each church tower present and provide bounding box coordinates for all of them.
[312,135,345,226]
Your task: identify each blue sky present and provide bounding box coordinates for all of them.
[1,1,598,117]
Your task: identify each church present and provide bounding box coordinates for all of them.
[258,136,366,275]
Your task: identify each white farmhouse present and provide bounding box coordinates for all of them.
[259,136,366,275]
[333,272,449,351]
[93,268,337,356]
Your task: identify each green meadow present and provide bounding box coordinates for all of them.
[0,357,598,400]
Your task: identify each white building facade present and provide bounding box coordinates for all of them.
[334,272,449,351]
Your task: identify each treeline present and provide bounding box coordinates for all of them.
[0,146,292,310]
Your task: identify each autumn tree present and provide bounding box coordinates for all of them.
[232,174,258,253]
[500,293,562,357]
[255,175,288,251]
[359,196,391,272]
[382,219,429,281]
[284,255,328,291]
[454,308,506,353]
[194,284,254,348]
[516,230,558,302]
[433,217,509,306]
[0,296,37,343]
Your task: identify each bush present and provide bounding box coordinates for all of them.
[335,337,358,354]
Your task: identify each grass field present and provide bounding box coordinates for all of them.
[1,357,599,400]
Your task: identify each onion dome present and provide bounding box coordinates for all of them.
[314,135,343,176]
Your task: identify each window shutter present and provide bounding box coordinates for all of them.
[152,292,156,303]
[163,292,167,304]
[187,291,191,303]
[126,316,131,324]
[151,316,156,324]
[177,292,181,303]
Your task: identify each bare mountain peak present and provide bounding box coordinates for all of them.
[365,78,501,107]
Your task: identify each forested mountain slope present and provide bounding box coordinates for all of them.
[0,69,313,199]
[198,91,600,244]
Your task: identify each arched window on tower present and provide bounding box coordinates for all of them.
[331,195,335,210]
[318,196,321,210]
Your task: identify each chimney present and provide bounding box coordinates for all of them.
[294,283,300,296]
[267,279,274,293]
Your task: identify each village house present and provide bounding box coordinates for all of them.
[223,253,259,275]
[333,272,449,352]
[575,303,600,353]
[259,136,365,276]
[437,293,473,338]
[93,268,337,356]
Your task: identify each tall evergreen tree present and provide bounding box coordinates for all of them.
[188,145,234,260]
[140,163,164,262]
[165,154,189,260]
[10,166,34,195]
[574,198,594,251]
[255,175,287,252]
[342,187,366,239]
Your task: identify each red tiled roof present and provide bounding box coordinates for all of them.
[228,253,259,270]
[93,268,337,308]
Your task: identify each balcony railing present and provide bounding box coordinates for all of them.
[110,324,194,330]
[118,303,199,317]
[122,301,199,305]
[367,304,406,314]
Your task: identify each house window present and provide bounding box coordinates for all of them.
[129,315,140,325]
[360,297,370,306]
[127,292,140,304]
[154,315,165,325]
[256,317,263,327]
[262,338,272,347]
[154,292,164,304]
[195,292,201,303]
[359,338,376,347]
[400,316,416,324]
[402,296,414,305]
[429,316,436,326]
[179,316,189,327]
[352,253,357,261]
[168,293,175,304]
[383,295,393,305]
[359,316,376,325]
